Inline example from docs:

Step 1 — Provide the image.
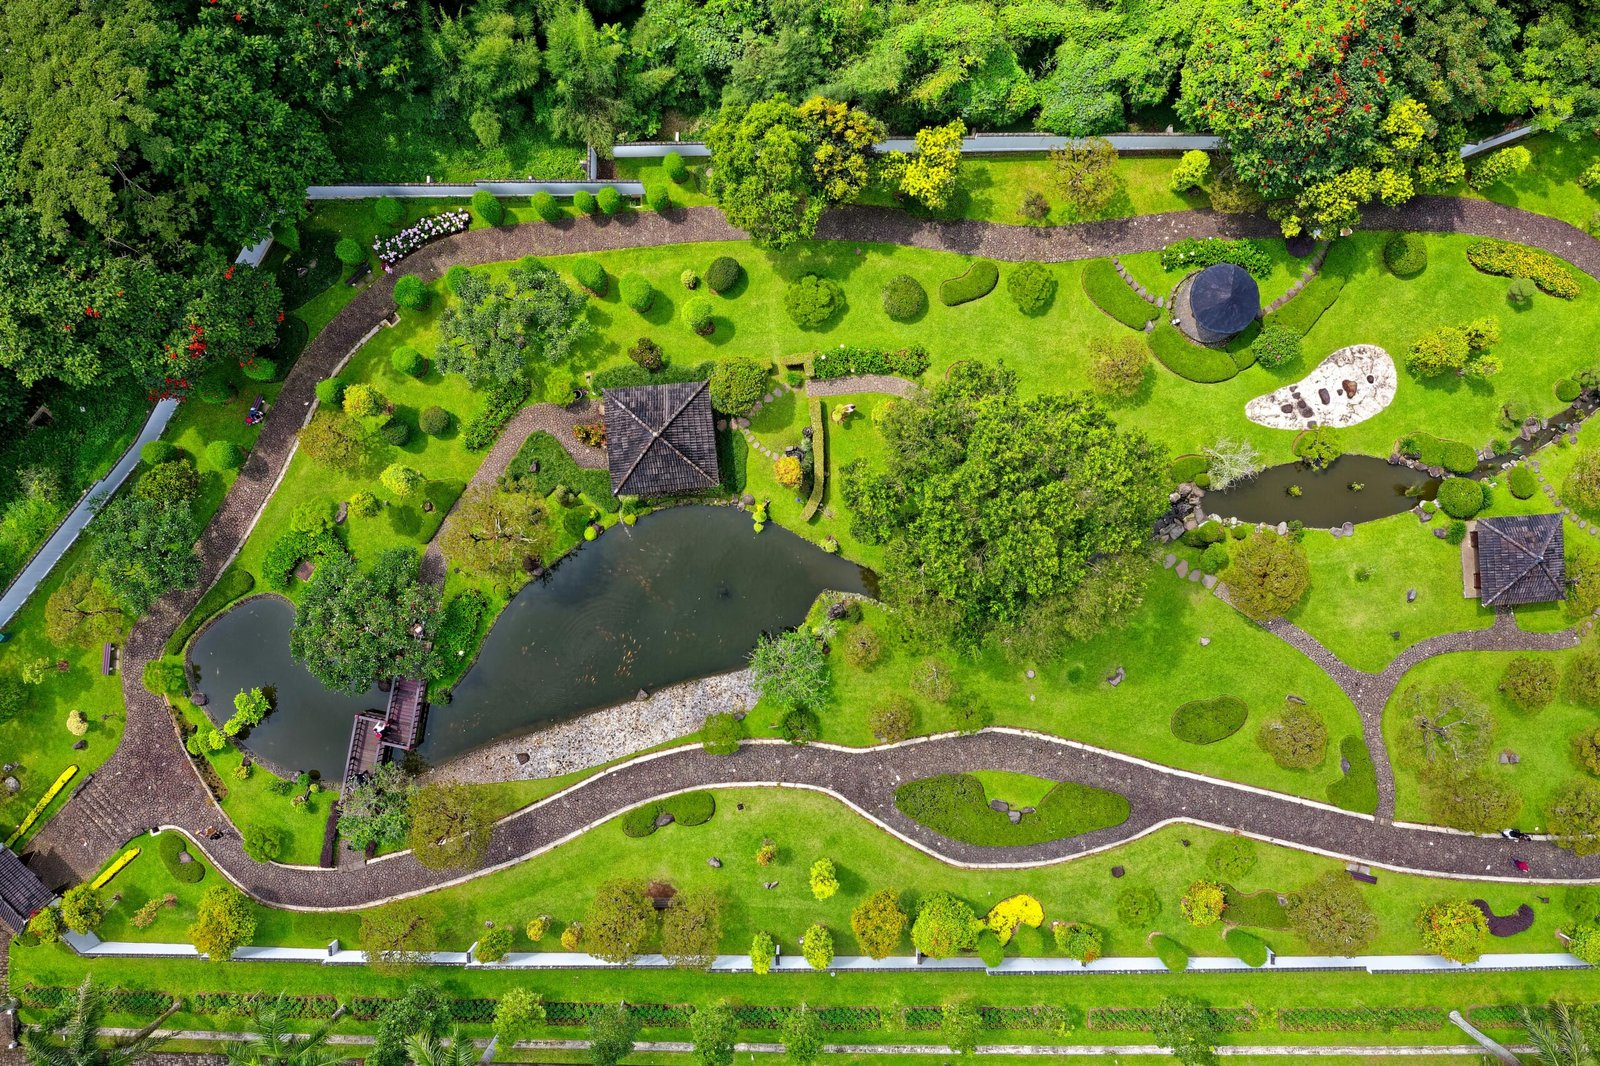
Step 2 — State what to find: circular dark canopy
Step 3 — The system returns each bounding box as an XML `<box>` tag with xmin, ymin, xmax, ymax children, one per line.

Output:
<box><xmin>1189</xmin><ymin>262</ymin><xmax>1260</xmax><ymax>336</ymax></box>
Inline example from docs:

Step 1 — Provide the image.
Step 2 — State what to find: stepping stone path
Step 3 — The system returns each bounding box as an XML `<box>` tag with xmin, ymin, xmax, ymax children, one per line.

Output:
<box><xmin>1112</xmin><ymin>258</ymin><xmax>1167</xmax><ymax>308</ymax></box>
<box><xmin>1263</xmin><ymin>241</ymin><xmax>1331</xmax><ymax>314</ymax></box>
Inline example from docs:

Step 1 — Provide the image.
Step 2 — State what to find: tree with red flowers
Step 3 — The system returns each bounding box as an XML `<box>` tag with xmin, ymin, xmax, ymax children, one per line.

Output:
<box><xmin>171</xmin><ymin>256</ymin><xmax>282</xmax><ymax>379</ymax></box>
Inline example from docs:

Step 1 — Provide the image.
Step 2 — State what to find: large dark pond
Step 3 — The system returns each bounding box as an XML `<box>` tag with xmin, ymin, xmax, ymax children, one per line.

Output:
<box><xmin>189</xmin><ymin>506</ymin><xmax>869</xmax><ymax>779</ymax></box>
<box><xmin>1209</xmin><ymin>455</ymin><xmax>1439</xmax><ymax>526</ymax></box>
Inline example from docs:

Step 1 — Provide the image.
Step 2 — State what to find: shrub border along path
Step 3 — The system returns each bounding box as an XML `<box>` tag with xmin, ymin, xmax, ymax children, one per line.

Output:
<box><xmin>22</xmin><ymin>196</ymin><xmax>1600</xmax><ymax>907</ymax></box>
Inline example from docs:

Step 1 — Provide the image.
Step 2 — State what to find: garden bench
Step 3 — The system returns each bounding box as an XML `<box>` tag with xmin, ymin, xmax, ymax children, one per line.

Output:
<box><xmin>101</xmin><ymin>643</ymin><xmax>117</xmax><ymax>676</ymax></box>
<box><xmin>1346</xmin><ymin>862</ymin><xmax>1378</xmax><ymax>885</ymax></box>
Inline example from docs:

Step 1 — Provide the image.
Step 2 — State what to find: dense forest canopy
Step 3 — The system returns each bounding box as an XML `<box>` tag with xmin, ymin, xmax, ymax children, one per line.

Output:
<box><xmin>0</xmin><ymin>0</ymin><xmax>1596</xmax><ymax>406</ymax></box>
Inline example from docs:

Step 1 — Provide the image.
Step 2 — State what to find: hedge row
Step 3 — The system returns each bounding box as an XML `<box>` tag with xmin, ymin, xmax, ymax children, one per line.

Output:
<box><xmin>462</xmin><ymin>380</ymin><xmax>530</xmax><ymax>451</ymax></box>
<box><xmin>1148</xmin><ymin>322</ymin><xmax>1238</xmax><ymax>383</ymax></box>
<box><xmin>1465</xmin><ymin>239</ymin><xmax>1581</xmax><ymax>299</ymax></box>
<box><xmin>799</xmin><ymin>399</ymin><xmax>827</xmax><ymax>522</ymax></box>
<box><xmin>939</xmin><ymin>260</ymin><xmax>999</xmax><ymax>306</ymax></box>
<box><xmin>810</xmin><ymin>344</ymin><xmax>930</xmax><ymax>380</ymax></box>
<box><xmin>189</xmin><ymin>992</ymin><xmax>341</xmax><ymax>1019</ymax></box>
<box><xmin>1325</xmin><ymin>735</ymin><xmax>1379</xmax><ymax>814</ymax></box>
<box><xmin>1081</xmin><ymin>259</ymin><xmax>1155</xmax><ymax>330</ymax></box>
<box><xmin>1088</xmin><ymin>1007</ymin><xmax>1260</xmax><ymax>1032</ymax></box>
<box><xmin>1399</xmin><ymin>431</ymin><xmax>1477</xmax><ymax>474</ymax></box>
<box><xmin>620</xmin><ymin>791</ymin><xmax>716</xmax><ymax>837</ymax></box>
<box><xmin>20</xmin><ymin>985</ymin><xmax>171</xmax><ymax>1017</ymax></box>
<box><xmin>1159</xmin><ymin>237</ymin><xmax>1273</xmax><ymax>278</ymax></box>
<box><xmin>1267</xmin><ymin>272</ymin><xmax>1345</xmax><ymax>336</ymax></box>
<box><xmin>894</xmin><ymin>772</ymin><xmax>1130</xmax><ymax>847</ymax></box>
<box><xmin>1277</xmin><ymin>1007</ymin><xmax>1446</xmax><ymax>1032</ymax></box>
<box><xmin>1170</xmin><ymin>696</ymin><xmax>1248</xmax><ymax>745</ymax></box>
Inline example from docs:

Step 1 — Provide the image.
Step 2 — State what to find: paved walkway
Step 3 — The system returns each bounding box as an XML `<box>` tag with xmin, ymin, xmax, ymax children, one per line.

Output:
<box><xmin>23</xmin><ymin>196</ymin><xmax>1600</xmax><ymax>902</ymax></box>
<box><xmin>0</xmin><ymin>398</ymin><xmax>178</xmax><ymax>629</ymax></box>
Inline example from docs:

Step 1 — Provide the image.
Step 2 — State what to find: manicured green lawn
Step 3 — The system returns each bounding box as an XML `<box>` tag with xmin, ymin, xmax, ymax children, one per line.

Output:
<box><xmin>794</xmin><ymin>579</ymin><xmax>1359</xmax><ymax>802</ymax></box>
<box><xmin>1287</xmin><ymin>517</ymin><xmax>1495</xmax><ymax>673</ymax></box>
<box><xmin>52</xmin><ymin>790</ymin><xmax>1576</xmax><ymax>960</ymax></box>
<box><xmin>90</xmin><ymin>834</ymin><xmax>216</xmax><ymax>943</ymax></box>
<box><xmin>1461</xmin><ymin>132</ymin><xmax>1600</xmax><ymax>230</ymax></box>
<box><xmin>1382</xmin><ymin>647</ymin><xmax>1595</xmax><ymax>832</ymax></box>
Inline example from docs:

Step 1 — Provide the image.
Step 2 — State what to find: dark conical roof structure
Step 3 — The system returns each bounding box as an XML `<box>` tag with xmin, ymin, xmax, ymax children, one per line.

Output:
<box><xmin>1189</xmin><ymin>263</ymin><xmax>1260</xmax><ymax>338</ymax></box>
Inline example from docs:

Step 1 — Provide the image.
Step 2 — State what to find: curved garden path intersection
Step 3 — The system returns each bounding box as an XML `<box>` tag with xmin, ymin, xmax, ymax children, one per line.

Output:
<box><xmin>22</xmin><ymin>197</ymin><xmax>1600</xmax><ymax>904</ymax></box>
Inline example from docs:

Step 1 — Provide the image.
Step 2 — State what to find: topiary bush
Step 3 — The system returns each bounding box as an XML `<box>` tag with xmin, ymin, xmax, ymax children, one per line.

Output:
<box><xmin>1005</xmin><ymin>262</ymin><xmax>1056</xmax><ymax>314</ymax></box>
<box><xmin>390</xmin><ymin>345</ymin><xmax>424</xmax><ymax>377</ymax></box>
<box><xmin>374</xmin><ymin>196</ymin><xmax>404</xmax><ymax>227</ymax></box>
<box><xmin>663</xmin><ymin>151</ymin><xmax>689</xmax><ymax>183</ymax></box>
<box><xmin>1508</xmin><ymin>465</ymin><xmax>1537</xmax><ymax>500</ymax></box>
<box><xmin>530</xmin><ymin>191</ymin><xmax>561</xmax><ymax>222</ymax></box>
<box><xmin>894</xmin><ymin>773</ymin><xmax>1129</xmax><ymax>846</ymax></box>
<box><xmin>419</xmin><ymin>406</ymin><xmax>451</xmax><ymax>436</ymax></box>
<box><xmin>1252</xmin><ymin>324</ymin><xmax>1302</xmax><ymax>370</ymax></box>
<box><xmin>141</xmin><ymin>440</ymin><xmax>178</xmax><ymax>466</ymax></box>
<box><xmin>334</xmin><ymin>238</ymin><xmax>366</xmax><ymax>267</ymax></box>
<box><xmin>573</xmin><ymin>189</ymin><xmax>596</xmax><ymax>215</ymax></box>
<box><xmin>682</xmin><ymin>296</ymin><xmax>715</xmax><ymax>336</ymax></box>
<box><xmin>881</xmin><ymin>274</ymin><xmax>927</xmax><ymax>321</ymax></box>
<box><xmin>1440</xmin><ymin>440</ymin><xmax>1479</xmax><ymax>475</ymax></box>
<box><xmin>572</xmin><ymin>257</ymin><xmax>608</xmax><ymax>296</ymax></box>
<box><xmin>939</xmin><ymin>260</ymin><xmax>999</xmax><ymax>306</ymax></box>
<box><xmin>705</xmin><ymin>256</ymin><xmax>742</xmax><ymax>294</ymax></box>
<box><xmin>207</xmin><ymin>440</ymin><xmax>245</xmax><ymax>470</ymax></box>
<box><xmin>596</xmin><ymin>186</ymin><xmax>623</xmax><ymax>216</ymax></box>
<box><xmin>1558</xmin><ymin>378</ymin><xmax>1583</xmax><ymax>403</ymax></box>
<box><xmin>643</xmin><ymin>184</ymin><xmax>670</xmax><ymax>212</ymax></box>
<box><xmin>241</xmin><ymin>358</ymin><xmax>277</xmax><ymax>383</ymax></box>
<box><xmin>1436</xmin><ymin>477</ymin><xmax>1487</xmax><ymax>519</ymax></box>
<box><xmin>1171</xmin><ymin>696</ymin><xmax>1248</xmax><ymax>744</ymax></box>
<box><xmin>784</xmin><ymin>275</ymin><xmax>844</xmax><ymax>328</ymax></box>
<box><xmin>1225</xmin><ymin>928</ymin><xmax>1269</xmax><ymax>967</ymax></box>
<box><xmin>1151</xmin><ymin>933</ymin><xmax>1189</xmax><ymax>972</ymax></box>
<box><xmin>392</xmin><ymin>275</ymin><xmax>430</xmax><ymax>310</ymax></box>
<box><xmin>471</xmin><ymin>189</ymin><xmax>505</xmax><ymax>226</ymax></box>
<box><xmin>618</xmin><ymin>274</ymin><xmax>654</xmax><ymax>313</ymax></box>
<box><xmin>1384</xmin><ymin>233</ymin><xmax>1428</xmax><ymax>277</ymax></box>
<box><xmin>709</xmin><ymin>358</ymin><xmax>769</xmax><ymax>414</ymax></box>
<box><xmin>377</xmin><ymin>417</ymin><xmax>410</xmax><ymax>446</ymax></box>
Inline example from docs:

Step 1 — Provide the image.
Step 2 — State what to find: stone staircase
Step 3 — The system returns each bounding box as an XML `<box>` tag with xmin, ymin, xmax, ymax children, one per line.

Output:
<box><xmin>20</xmin><ymin>776</ymin><xmax>142</xmax><ymax>889</ymax></box>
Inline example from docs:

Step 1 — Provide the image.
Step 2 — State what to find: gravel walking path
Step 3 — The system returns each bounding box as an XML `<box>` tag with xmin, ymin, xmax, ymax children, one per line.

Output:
<box><xmin>22</xmin><ymin>197</ymin><xmax>1600</xmax><ymax>901</ymax></box>
<box><xmin>805</xmin><ymin>374</ymin><xmax>918</xmax><ymax>398</ymax></box>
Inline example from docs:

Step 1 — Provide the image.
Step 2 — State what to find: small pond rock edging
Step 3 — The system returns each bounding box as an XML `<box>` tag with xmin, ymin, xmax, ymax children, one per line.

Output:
<box><xmin>427</xmin><ymin>668</ymin><xmax>758</xmax><ymax>785</ymax></box>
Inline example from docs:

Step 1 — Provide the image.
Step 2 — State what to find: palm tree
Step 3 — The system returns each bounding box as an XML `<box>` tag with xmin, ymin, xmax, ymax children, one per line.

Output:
<box><xmin>1524</xmin><ymin>1002</ymin><xmax>1595</xmax><ymax>1066</ymax></box>
<box><xmin>21</xmin><ymin>976</ymin><xmax>165</xmax><ymax>1066</ymax></box>
<box><xmin>225</xmin><ymin>995</ymin><xmax>344</xmax><ymax>1066</ymax></box>
<box><xmin>404</xmin><ymin>1028</ymin><xmax>479</xmax><ymax>1066</ymax></box>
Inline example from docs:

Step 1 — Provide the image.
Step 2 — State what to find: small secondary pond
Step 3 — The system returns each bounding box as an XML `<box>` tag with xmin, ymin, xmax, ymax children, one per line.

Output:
<box><xmin>1209</xmin><ymin>455</ymin><xmax>1438</xmax><ymax>526</ymax></box>
<box><xmin>189</xmin><ymin>506</ymin><xmax>869</xmax><ymax>779</ymax></box>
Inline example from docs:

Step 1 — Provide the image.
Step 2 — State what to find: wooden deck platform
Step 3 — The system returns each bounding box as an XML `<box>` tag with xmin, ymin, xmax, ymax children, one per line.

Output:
<box><xmin>381</xmin><ymin>677</ymin><xmax>427</xmax><ymax>751</ymax></box>
<box><xmin>341</xmin><ymin>714</ymin><xmax>388</xmax><ymax>800</ymax></box>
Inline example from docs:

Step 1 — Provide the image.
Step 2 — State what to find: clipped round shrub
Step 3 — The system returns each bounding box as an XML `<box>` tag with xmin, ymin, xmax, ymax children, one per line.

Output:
<box><xmin>381</xmin><ymin>463</ymin><xmax>424</xmax><ymax>498</ymax></box>
<box><xmin>572</xmin><ymin>257</ymin><xmax>608</xmax><ymax>295</ymax></box>
<box><xmin>595</xmin><ymin>186</ymin><xmax>623</xmax><ymax>216</ymax></box>
<box><xmin>643</xmin><ymin>183</ymin><xmax>670</xmax><ymax>212</ymax></box>
<box><xmin>573</xmin><ymin>189</ymin><xmax>596</xmax><ymax>215</ymax></box>
<box><xmin>241</xmin><ymin>357</ymin><xmax>278</xmax><ymax>382</ymax></box>
<box><xmin>1116</xmin><ymin>887</ymin><xmax>1160</xmax><ymax>927</ymax></box>
<box><xmin>349</xmin><ymin>490</ymin><xmax>381</xmax><ymax>518</ymax></box>
<box><xmin>682</xmin><ymin>296</ymin><xmax>715</xmax><ymax>336</ymax></box>
<box><xmin>390</xmin><ymin>345</ymin><xmax>424</xmax><ymax>377</ymax></box>
<box><xmin>419</xmin><ymin>406</ymin><xmax>451</xmax><ymax>436</ymax></box>
<box><xmin>842</xmin><ymin>625</ymin><xmax>882</xmax><ymax>669</ymax></box>
<box><xmin>445</xmin><ymin>265</ymin><xmax>471</xmax><ymax>295</ymax></box>
<box><xmin>1252</xmin><ymin>324</ymin><xmax>1302</xmax><ymax>370</ymax></box>
<box><xmin>781</xmin><ymin>708</ymin><xmax>820</xmax><ymax>744</ymax></box>
<box><xmin>802</xmin><ymin>923</ymin><xmax>834</xmax><ymax>970</ymax></box>
<box><xmin>1440</xmin><ymin>440</ymin><xmax>1479</xmax><ymax>475</ymax></box>
<box><xmin>374</xmin><ymin>196</ymin><xmax>404</xmax><ymax>227</ymax></box>
<box><xmin>66</xmin><ymin>709</ymin><xmax>89</xmax><ymax>736</ymax></box>
<box><xmin>663</xmin><ymin>151</ymin><xmax>689</xmax><ymax>183</ymax></box>
<box><xmin>784</xmin><ymin>274</ymin><xmax>845</xmax><ymax>328</ymax></box>
<box><xmin>1005</xmin><ymin>262</ymin><xmax>1057</xmax><ymax>315</ymax></box>
<box><xmin>140</xmin><ymin>440</ymin><xmax>178</xmax><ymax>466</ymax></box>
<box><xmin>1508</xmin><ymin>464</ymin><xmax>1537</xmax><ymax>500</ymax></box>
<box><xmin>869</xmin><ymin>695</ymin><xmax>913</xmax><ymax>742</ymax></box>
<box><xmin>315</xmin><ymin>376</ymin><xmax>345</xmax><ymax>406</ymax></box>
<box><xmin>1384</xmin><ymin>232</ymin><xmax>1427</xmax><ymax>277</ymax></box>
<box><xmin>334</xmin><ymin>238</ymin><xmax>366</xmax><ymax>267</ymax></box>
<box><xmin>1207</xmin><ymin>836</ymin><xmax>1257</xmax><ymax>880</ymax></box>
<box><xmin>680</xmin><ymin>269</ymin><xmax>700</xmax><ymax>290</ymax></box>
<box><xmin>476</xmin><ymin>926</ymin><xmax>514</xmax><ymax>963</ymax></box>
<box><xmin>392</xmin><ymin>274</ymin><xmax>430</xmax><ymax>310</ymax></box>
<box><xmin>881</xmin><ymin>274</ymin><xmax>928</xmax><ymax>321</ymax></box>
<box><xmin>378</xmin><ymin>418</ymin><xmax>411</xmax><ymax>446</ymax></box>
<box><xmin>1507</xmin><ymin>277</ymin><xmax>1537</xmax><ymax>306</ymax></box>
<box><xmin>342</xmin><ymin>383</ymin><xmax>387</xmax><ymax>419</ymax></box>
<box><xmin>1558</xmin><ymin>378</ymin><xmax>1583</xmax><ymax>403</ymax></box>
<box><xmin>193</xmin><ymin>367</ymin><xmax>234</xmax><ymax>405</ymax></box>
<box><xmin>1199</xmin><ymin>543</ymin><xmax>1229</xmax><ymax>574</ymax></box>
<box><xmin>705</xmin><ymin>256</ymin><xmax>742</xmax><ymax>294</ymax></box>
<box><xmin>530</xmin><ymin>191</ymin><xmax>561</xmax><ymax>222</ymax></box>
<box><xmin>1436</xmin><ymin>476</ymin><xmax>1487</xmax><ymax>519</ymax></box>
<box><xmin>207</xmin><ymin>440</ymin><xmax>245</xmax><ymax>470</ymax></box>
<box><xmin>471</xmin><ymin>189</ymin><xmax>505</xmax><ymax>226</ymax></box>
<box><xmin>709</xmin><ymin>357</ymin><xmax>769</xmax><ymax>414</ymax></box>
<box><xmin>619</xmin><ymin>273</ymin><xmax>655</xmax><ymax>313</ymax></box>
<box><xmin>1180</xmin><ymin>880</ymin><xmax>1226</xmax><ymax>928</ymax></box>
<box><xmin>1171</xmin><ymin>696</ymin><xmax>1248</xmax><ymax>745</ymax></box>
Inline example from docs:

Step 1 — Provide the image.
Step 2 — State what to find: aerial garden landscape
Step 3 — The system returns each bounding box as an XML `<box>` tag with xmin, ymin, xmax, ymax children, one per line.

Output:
<box><xmin>8</xmin><ymin>0</ymin><xmax>1600</xmax><ymax>1064</ymax></box>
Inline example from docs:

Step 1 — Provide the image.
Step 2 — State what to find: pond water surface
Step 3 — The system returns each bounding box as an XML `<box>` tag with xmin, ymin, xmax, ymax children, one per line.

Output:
<box><xmin>1209</xmin><ymin>455</ymin><xmax>1438</xmax><ymax>526</ymax></box>
<box><xmin>189</xmin><ymin>506</ymin><xmax>869</xmax><ymax>779</ymax></box>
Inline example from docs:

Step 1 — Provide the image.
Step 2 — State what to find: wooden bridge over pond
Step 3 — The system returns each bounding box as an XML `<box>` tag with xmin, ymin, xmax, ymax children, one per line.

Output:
<box><xmin>339</xmin><ymin>678</ymin><xmax>428</xmax><ymax>800</ymax></box>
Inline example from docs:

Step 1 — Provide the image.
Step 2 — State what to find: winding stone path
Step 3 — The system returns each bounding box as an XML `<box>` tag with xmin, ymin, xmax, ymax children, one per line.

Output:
<box><xmin>22</xmin><ymin>196</ymin><xmax>1600</xmax><ymax>900</ymax></box>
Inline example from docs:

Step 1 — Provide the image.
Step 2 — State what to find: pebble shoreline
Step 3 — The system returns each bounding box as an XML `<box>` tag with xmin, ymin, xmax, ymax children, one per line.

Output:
<box><xmin>427</xmin><ymin>668</ymin><xmax>758</xmax><ymax>785</ymax></box>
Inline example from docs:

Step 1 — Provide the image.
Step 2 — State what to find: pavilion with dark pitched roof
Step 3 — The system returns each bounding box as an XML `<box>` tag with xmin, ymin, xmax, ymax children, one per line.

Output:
<box><xmin>1464</xmin><ymin>513</ymin><xmax>1566</xmax><ymax>606</ymax></box>
<box><xmin>603</xmin><ymin>381</ymin><xmax>721</xmax><ymax>497</ymax></box>
<box><xmin>0</xmin><ymin>845</ymin><xmax>52</xmax><ymax>934</ymax></box>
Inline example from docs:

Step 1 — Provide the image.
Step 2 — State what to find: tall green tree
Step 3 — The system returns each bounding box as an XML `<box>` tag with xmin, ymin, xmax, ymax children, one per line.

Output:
<box><xmin>1150</xmin><ymin>996</ymin><xmax>1219</xmax><ymax>1066</ymax></box>
<box><xmin>425</xmin><ymin>1</ymin><xmax>542</xmax><ymax>149</ymax></box>
<box><xmin>434</xmin><ymin>265</ymin><xmax>589</xmax><ymax>387</ymax></box>
<box><xmin>289</xmin><ymin>549</ymin><xmax>440</xmax><ymax>693</ymax></box>
<box><xmin>90</xmin><ymin>495</ymin><xmax>197</xmax><ymax>614</ymax></box>
<box><xmin>406</xmin><ymin>783</ymin><xmax>495</xmax><ymax>871</ymax></box>
<box><xmin>370</xmin><ymin>985</ymin><xmax>449</xmax><ymax>1066</ymax></box>
<box><xmin>438</xmin><ymin>486</ymin><xmax>554</xmax><ymax>585</ymax></box>
<box><xmin>587</xmin><ymin>1003</ymin><xmax>639</xmax><ymax>1066</ymax></box>
<box><xmin>689</xmin><ymin>1002</ymin><xmax>738</xmax><ymax>1066</ymax></box>
<box><xmin>545</xmin><ymin>6</ymin><xmax>668</xmax><ymax>150</ymax></box>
